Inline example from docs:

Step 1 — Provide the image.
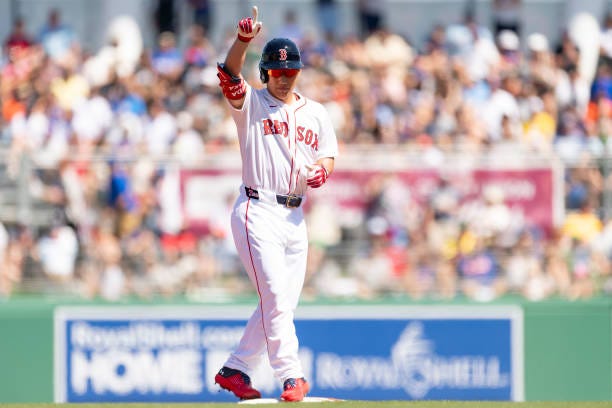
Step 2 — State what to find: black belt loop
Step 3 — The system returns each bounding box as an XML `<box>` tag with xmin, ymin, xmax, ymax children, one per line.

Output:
<box><xmin>245</xmin><ymin>186</ymin><xmax>259</xmax><ymax>199</ymax></box>
<box><xmin>245</xmin><ymin>186</ymin><xmax>302</xmax><ymax>208</ymax></box>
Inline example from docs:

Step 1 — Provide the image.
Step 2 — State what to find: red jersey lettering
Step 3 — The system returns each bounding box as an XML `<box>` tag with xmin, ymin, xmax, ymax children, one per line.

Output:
<box><xmin>273</xmin><ymin>120</ymin><xmax>283</xmax><ymax>135</ymax></box>
<box><xmin>295</xmin><ymin>125</ymin><xmax>319</xmax><ymax>151</ymax></box>
<box><xmin>263</xmin><ymin>119</ymin><xmax>290</xmax><ymax>137</ymax></box>
<box><xmin>305</xmin><ymin>129</ymin><xmax>313</xmax><ymax>145</ymax></box>
<box><xmin>297</xmin><ymin>126</ymin><xmax>305</xmax><ymax>142</ymax></box>
<box><xmin>281</xmin><ymin>122</ymin><xmax>289</xmax><ymax>137</ymax></box>
<box><xmin>262</xmin><ymin>119</ymin><xmax>273</xmax><ymax>135</ymax></box>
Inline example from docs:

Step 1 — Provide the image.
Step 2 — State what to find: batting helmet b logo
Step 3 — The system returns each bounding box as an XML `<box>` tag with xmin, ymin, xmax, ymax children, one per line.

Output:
<box><xmin>259</xmin><ymin>38</ymin><xmax>303</xmax><ymax>83</ymax></box>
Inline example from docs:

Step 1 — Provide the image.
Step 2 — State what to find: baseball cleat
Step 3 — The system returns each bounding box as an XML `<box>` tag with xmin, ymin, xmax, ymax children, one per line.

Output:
<box><xmin>215</xmin><ymin>366</ymin><xmax>261</xmax><ymax>400</ymax></box>
<box><xmin>280</xmin><ymin>377</ymin><xmax>310</xmax><ymax>402</ymax></box>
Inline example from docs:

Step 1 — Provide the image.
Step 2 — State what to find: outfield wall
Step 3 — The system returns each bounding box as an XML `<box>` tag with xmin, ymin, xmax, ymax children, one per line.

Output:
<box><xmin>0</xmin><ymin>298</ymin><xmax>610</xmax><ymax>402</ymax></box>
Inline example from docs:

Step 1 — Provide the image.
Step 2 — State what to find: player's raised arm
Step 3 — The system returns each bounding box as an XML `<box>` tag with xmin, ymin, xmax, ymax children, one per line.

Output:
<box><xmin>217</xmin><ymin>6</ymin><xmax>262</xmax><ymax>108</ymax></box>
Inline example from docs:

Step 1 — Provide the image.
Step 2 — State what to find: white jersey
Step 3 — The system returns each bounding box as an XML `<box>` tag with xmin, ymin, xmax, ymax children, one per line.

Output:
<box><xmin>229</xmin><ymin>85</ymin><xmax>338</xmax><ymax>196</ymax></box>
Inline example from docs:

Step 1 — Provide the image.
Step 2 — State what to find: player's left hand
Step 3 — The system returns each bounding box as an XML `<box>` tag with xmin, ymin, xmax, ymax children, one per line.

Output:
<box><xmin>306</xmin><ymin>164</ymin><xmax>329</xmax><ymax>188</ymax></box>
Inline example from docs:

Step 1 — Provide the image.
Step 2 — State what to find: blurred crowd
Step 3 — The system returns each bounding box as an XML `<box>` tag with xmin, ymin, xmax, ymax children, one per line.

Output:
<box><xmin>1</xmin><ymin>1</ymin><xmax>612</xmax><ymax>302</ymax></box>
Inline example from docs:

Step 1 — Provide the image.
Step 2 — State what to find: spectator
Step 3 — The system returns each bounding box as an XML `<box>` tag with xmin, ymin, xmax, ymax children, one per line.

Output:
<box><xmin>50</xmin><ymin>65</ymin><xmax>90</xmax><ymax>113</ymax></box>
<box><xmin>154</xmin><ymin>0</ymin><xmax>178</xmax><ymax>35</ymax></box>
<box><xmin>526</xmin><ymin>32</ymin><xmax>557</xmax><ymax>90</ymax></box>
<box><xmin>37</xmin><ymin>222</ymin><xmax>79</xmax><ymax>284</ymax></box>
<box><xmin>522</xmin><ymin>89</ymin><xmax>557</xmax><ymax>152</ymax></box>
<box><xmin>108</xmin><ymin>161</ymin><xmax>139</xmax><ymax>237</ymax></box>
<box><xmin>276</xmin><ymin>9</ymin><xmax>304</xmax><ymax>44</ymax></box>
<box><xmin>95</xmin><ymin>225</ymin><xmax>127</xmax><ymax>301</ymax></box>
<box><xmin>188</xmin><ymin>0</ymin><xmax>212</xmax><ymax>32</ymax></box>
<box><xmin>488</xmin><ymin>114</ymin><xmax>525</xmax><ymax>157</ymax></box>
<box><xmin>600</xmin><ymin>13</ymin><xmax>612</xmax><ymax>63</ymax></box>
<box><xmin>0</xmin><ymin>238</ymin><xmax>24</xmax><ymax>297</ymax></box>
<box><xmin>316</xmin><ymin>0</ymin><xmax>339</xmax><ymax>40</ymax></box>
<box><xmin>503</xmin><ymin>230</ymin><xmax>553</xmax><ymax>300</ymax></box>
<box><xmin>71</xmin><ymin>88</ymin><xmax>113</xmax><ymax>149</ymax></box>
<box><xmin>460</xmin><ymin>185</ymin><xmax>517</xmax><ymax>241</ymax></box>
<box><xmin>144</xmin><ymin>98</ymin><xmax>177</xmax><ymax>156</ymax></box>
<box><xmin>358</xmin><ymin>0</ymin><xmax>385</xmax><ymax>38</ymax></box>
<box><xmin>184</xmin><ymin>24</ymin><xmax>215</xmax><ymax>69</ymax></box>
<box><xmin>562</xmin><ymin>197</ymin><xmax>603</xmax><ymax>244</ymax></box>
<box><xmin>85</xmin><ymin>15</ymin><xmax>143</xmax><ymax>84</ymax></box>
<box><xmin>2</xmin><ymin>88</ymin><xmax>27</xmax><ymax>124</ymax></box>
<box><xmin>4</xmin><ymin>17</ymin><xmax>33</xmax><ymax>54</ymax></box>
<box><xmin>151</xmin><ymin>31</ymin><xmax>184</xmax><ymax>81</ymax></box>
<box><xmin>403</xmin><ymin>238</ymin><xmax>438</xmax><ymax>300</ymax></box>
<box><xmin>482</xmin><ymin>73</ymin><xmax>521</xmax><ymax>141</ymax></box>
<box><xmin>38</xmin><ymin>8</ymin><xmax>78</xmax><ymax>65</ymax></box>
<box><xmin>457</xmin><ymin>235</ymin><xmax>506</xmax><ymax>301</ymax></box>
<box><xmin>172</xmin><ymin>112</ymin><xmax>204</xmax><ymax>163</ymax></box>
<box><xmin>492</xmin><ymin>0</ymin><xmax>521</xmax><ymax>36</ymax></box>
<box><xmin>351</xmin><ymin>217</ymin><xmax>399</xmax><ymax>298</ymax></box>
<box><xmin>496</xmin><ymin>29</ymin><xmax>521</xmax><ymax>70</ymax></box>
<box><xmin>0</xmin><ymin>11</ymin><xmax>611</xmax><ymax>304</ymax></box>
<box><xmin>363</xmin><ymin>26</ymin><xmax>414</xmax><ymax>76</ymax></box>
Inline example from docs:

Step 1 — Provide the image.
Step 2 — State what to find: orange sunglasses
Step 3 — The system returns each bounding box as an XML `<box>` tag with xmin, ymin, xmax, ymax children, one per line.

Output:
<box><xmin>268</xmin><ymin>69</ymin><xmax>300</xmax><ymax>78</ymax></box>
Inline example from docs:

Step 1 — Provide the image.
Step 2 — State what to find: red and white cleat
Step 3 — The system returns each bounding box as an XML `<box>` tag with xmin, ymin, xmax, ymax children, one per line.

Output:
<box><xmin>280</xmin><ymin>377</ymin><xmax>310</xmax><ymax>402</ymax></box>
<box><xmin>215</xmin><ymin>366</ymin><xmax>261</xmax><ymax>400</ymax></box>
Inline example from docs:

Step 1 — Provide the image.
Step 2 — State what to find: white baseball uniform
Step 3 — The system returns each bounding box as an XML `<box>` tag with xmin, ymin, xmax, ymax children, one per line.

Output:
<box><xmin>223</xmin><ymin>84</ymin><xmax>338</xmax><ymax>383</ymax></box>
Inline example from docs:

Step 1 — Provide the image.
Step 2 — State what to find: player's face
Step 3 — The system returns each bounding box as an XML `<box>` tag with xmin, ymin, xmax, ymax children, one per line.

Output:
<box><xmin>266</xmin><ymin>69</ymin><xmax>301</xmax><ymax>103</ymax></box>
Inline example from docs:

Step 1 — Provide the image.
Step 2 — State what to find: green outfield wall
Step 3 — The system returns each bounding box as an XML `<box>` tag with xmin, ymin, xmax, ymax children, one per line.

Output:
<box><xmin>0</xmin><ymin>297</ymin><xmax>610</xmax><ymax>402</ymax></box>
<box><xmin>523</xmin><ymin>299</ymin><xmax>612</xmax><ymax>400</ymax></box>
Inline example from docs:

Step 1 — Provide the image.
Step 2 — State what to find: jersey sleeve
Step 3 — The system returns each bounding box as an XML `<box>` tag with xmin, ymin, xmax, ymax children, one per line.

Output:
<box><xmin>228</xmin><ymin>83</ymin><xmax>252</xmax><ymax>116</ymax></box>
<box><xmin>316</xmin><ymin>104</ymin><xmax>339</xmax><ymax>160</ymax></box>
<box><xmin>227</xmin><ymin>84</ymin><xmax>253</xmax><ymax>142</ymax></box>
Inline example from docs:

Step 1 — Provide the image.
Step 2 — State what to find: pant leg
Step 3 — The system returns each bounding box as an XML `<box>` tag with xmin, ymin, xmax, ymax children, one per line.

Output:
<box><xmin>266</xmin><ymin>213</ymin><xmax>308</xmax><ymax>381</ymax></box>
<box><xmin>224</xmin><ymin>303</ymin><xmax>266</xmax><ymax>374</ymax></box>
<box><xmin>224</xmin><ymin>193</ymin><xmax>304</xmax><ymax>380</ymax></box>
<box><xmin>285</xmin><ymin>218</ymin><xmax>308</xmax><ymax>310</ymax></box>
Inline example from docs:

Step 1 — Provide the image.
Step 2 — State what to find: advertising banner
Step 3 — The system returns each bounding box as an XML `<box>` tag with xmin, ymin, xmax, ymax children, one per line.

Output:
<box><xmin>54</xmin><ymin>305</ymin><xmax>523</xmax><ymax>402</ymax></box>
<box><xmin>317</xmin><ymin>168</ymin><xmax>555</xmax><ymax>233</ymax></box>
<box><xmin>180</xmin><ymin>167</ymin><xmax>557</xmax><ymax>235</ymax></box>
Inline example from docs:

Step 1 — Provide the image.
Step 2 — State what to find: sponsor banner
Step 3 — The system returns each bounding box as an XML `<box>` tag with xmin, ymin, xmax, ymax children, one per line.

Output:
<box><xmin>472</xmin><ymin>169</ymin><xmax>554</xmax><ymax>235</ymax></box>
<box><xmin>54</xmin><ymin>306</ymin><xmax>523</xmax><ymax>402</ymax></box>
<box><xmin>317</xmin><ymin>168</ymin><xmax>555</xmax><ymax>233</ymax></box>
<box><xmin>179</xmin><ymin>169</ymin><xmax>241</xmax><ymax>234</ymax></box>
<box><xmin>180</xmin><ymin>167</ymin><xmax>556</xmax><ymax>234</ymax></box>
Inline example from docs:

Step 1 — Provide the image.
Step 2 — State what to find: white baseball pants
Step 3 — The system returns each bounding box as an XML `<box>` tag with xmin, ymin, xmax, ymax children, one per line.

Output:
<box><xmin>224</xmin><ymin>186</ymin><xmax>308</xmax><ymax>382</ymax></box>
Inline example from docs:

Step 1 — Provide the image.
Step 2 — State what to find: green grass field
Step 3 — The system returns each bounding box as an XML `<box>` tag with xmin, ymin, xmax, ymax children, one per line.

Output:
<box><xmin>2</xmin><ymin>402</ymin><xmax>612</xmax><ymax>408</ymax></box>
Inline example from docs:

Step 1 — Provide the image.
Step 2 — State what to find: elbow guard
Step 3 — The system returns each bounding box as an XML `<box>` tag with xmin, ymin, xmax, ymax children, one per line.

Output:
<box><xmin>217</xmin><ymin>63</ymin><xmax>246</xmax><ymax>100</ymax></box>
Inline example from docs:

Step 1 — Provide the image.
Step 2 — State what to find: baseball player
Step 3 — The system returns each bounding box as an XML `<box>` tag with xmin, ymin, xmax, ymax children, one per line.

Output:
<box><xmin>213</xmin><ymin>6</ymin><xmax>338</xmax><ymax>403</ymax></box>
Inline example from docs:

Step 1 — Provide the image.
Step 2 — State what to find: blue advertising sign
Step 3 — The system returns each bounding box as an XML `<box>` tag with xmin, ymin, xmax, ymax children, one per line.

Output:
<box><xmin>54</xmin><ymin>305</ymin><xmax>523</xmax><ymax>402</ymax></box>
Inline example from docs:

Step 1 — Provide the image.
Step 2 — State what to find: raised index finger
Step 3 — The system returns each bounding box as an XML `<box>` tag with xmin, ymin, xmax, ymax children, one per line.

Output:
<box><xmin>252</xmin><ymin>6</ymin><xmax>259</xmax><ymax>23</ymax></box>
